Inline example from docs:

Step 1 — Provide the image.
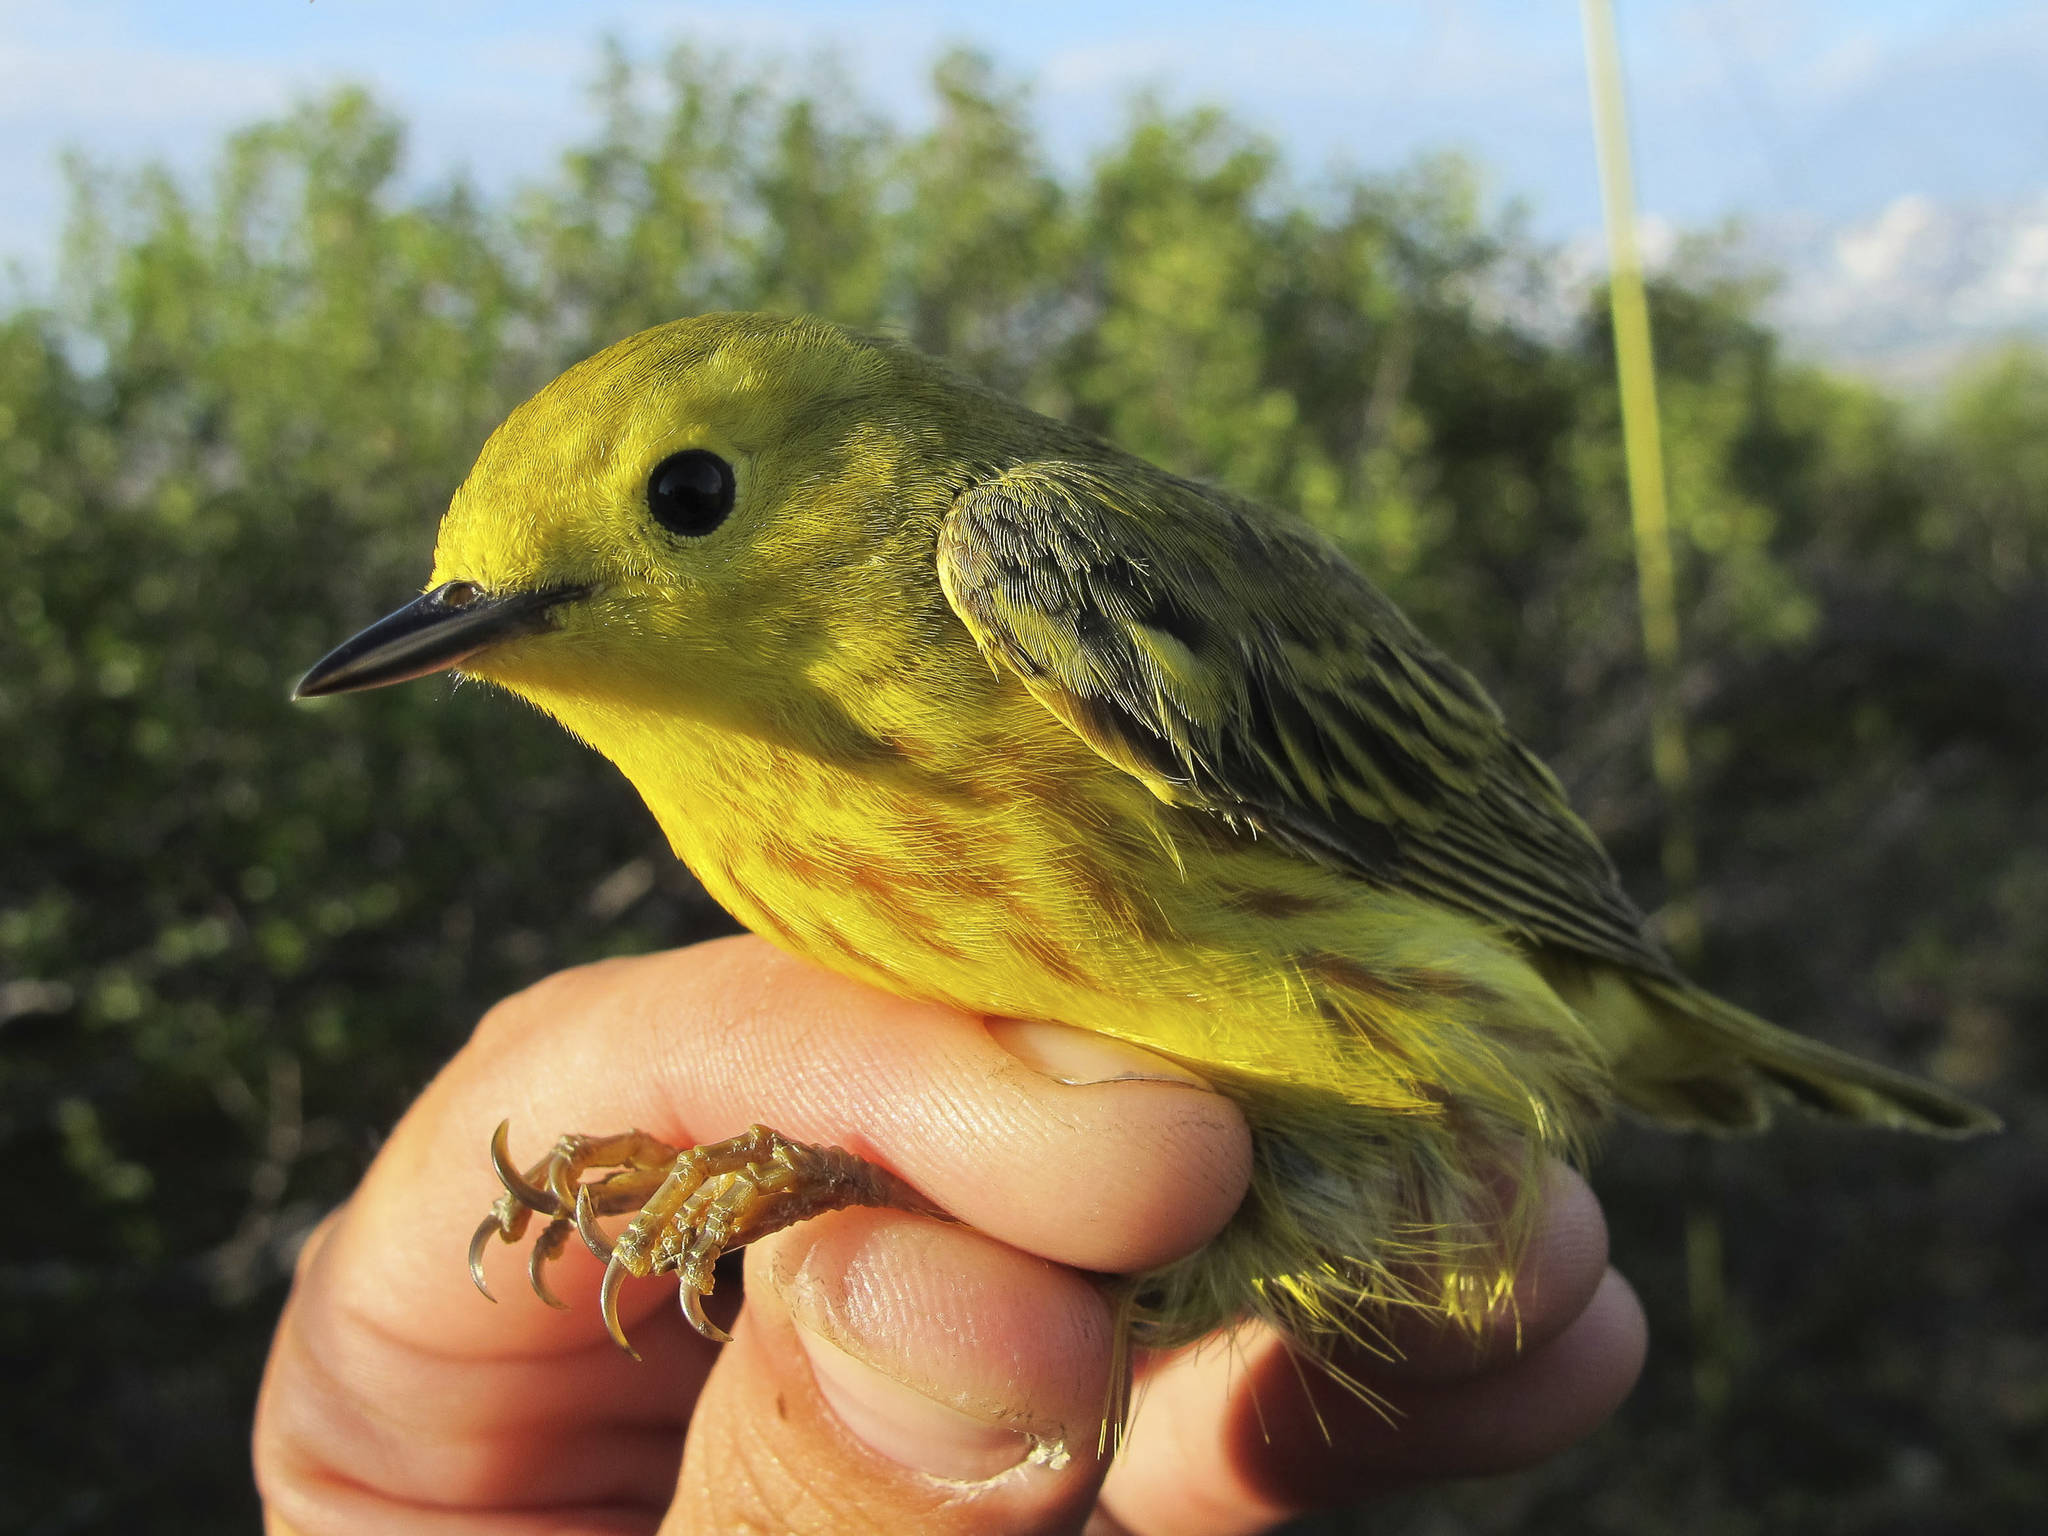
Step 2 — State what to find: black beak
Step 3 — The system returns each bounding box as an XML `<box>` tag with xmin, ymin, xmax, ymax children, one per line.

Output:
<box><xmin>292</xmin><ymin>581</ymin><xmax>589</xmax><ymax>700</ymax></box>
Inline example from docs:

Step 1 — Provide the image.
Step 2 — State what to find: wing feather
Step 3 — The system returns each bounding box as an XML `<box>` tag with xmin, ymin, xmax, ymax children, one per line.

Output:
<box><xmin>937</xmin><ymin>460</ymin><xmax>1677</xmax><ymax>979</ymax></box>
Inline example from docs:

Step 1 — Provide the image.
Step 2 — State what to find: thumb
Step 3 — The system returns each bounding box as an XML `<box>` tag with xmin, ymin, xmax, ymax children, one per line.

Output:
<box><xmin>664</xmin><ymin>1208</ymin><xmax>1114</xmax><ymax>1535</ymax></box>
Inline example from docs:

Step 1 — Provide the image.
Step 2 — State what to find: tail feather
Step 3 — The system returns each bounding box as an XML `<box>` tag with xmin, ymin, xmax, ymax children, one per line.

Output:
<box><xmin>1630</xmin><ymin>978</ymin><xmax>2000</xmax><ymax>1139</ymax></box>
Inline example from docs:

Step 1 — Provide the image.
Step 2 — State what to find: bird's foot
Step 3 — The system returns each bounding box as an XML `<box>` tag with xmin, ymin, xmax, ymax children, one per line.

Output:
<box><xmin>470</xmin><ymin>1120</ymin><xmax>916</xmax><ymax>1356</ymax></box>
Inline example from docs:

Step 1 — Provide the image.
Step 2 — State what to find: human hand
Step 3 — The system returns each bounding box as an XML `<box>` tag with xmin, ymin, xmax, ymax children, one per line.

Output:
<box><xmin>254</xmin><ymin>936</ymin><xmax>1645</xmax><ymax>1534</ymax></box>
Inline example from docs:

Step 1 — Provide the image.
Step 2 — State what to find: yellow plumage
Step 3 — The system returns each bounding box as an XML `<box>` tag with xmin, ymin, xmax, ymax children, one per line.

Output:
<box><xmin>300</xmin><ymin>312</ymin><xmax>1996</xmax><ymax>1367</ymax></box>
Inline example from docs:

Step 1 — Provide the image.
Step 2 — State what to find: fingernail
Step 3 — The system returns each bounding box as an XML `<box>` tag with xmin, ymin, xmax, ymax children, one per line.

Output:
<box><xmin>771</xmin><ymin>1223</ymin><xmax>1079</xmax><ymax>1482</ymax></box>
<box><xmin>795</xmin><ymin>1326</ymin><xmax>1039</xmax><ymax>1482</ymax></box>
<box><xmin>986</xmin><ymin>1018</ymin><xmax>1210</xmax><ymax>1087</ymax></box>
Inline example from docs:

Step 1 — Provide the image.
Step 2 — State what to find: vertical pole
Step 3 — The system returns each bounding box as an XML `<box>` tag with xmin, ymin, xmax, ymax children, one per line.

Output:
<box><xmin>1580</xmin><ymin>0</ymin><xmax>1725</xmax><ymax>1419</ymax></box>
<box><xmin>1581</xmin><ymin>0</ymin><xmax>1698</xmax><ymax>962</ymax></box>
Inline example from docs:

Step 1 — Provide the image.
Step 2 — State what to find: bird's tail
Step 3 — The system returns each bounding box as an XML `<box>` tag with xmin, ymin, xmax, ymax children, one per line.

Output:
<box><xmin>1617</xmin><ymin>975</ymin><xmax>2000</xmax><ymax>1138</ymax></box>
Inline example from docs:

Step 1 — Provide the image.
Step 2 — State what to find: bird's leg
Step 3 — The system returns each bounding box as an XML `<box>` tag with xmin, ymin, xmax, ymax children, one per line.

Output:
<box><xmin>471</xmin><ymin>1120</ymin><xmax>922</xmax><ymax>1356</ymax></box>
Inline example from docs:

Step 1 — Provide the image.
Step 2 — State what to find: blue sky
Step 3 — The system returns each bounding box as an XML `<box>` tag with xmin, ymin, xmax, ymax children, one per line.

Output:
<box><xmin>3</xmin><ymin>1</ymin><xmax>2043</xmax><ymax>284</ymax></box>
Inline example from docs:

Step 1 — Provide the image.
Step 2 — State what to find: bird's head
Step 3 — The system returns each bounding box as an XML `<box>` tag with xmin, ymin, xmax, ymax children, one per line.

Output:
<box><xmin>294</xmin><ymin>314</ymin><xmax>989</xmax><ymax>745</ymax></box>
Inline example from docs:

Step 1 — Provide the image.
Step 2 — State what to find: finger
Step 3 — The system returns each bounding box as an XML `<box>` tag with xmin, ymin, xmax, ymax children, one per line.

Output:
<box><xmin>664</xmin><ymin>1208</ymin><xmax>1112</xmax><ymax>1535</ymax></box>
<box><xmin>284</xmin><ymin>936</ymin><xmax>1243</xmax><ymax>1369</ymax></box>
<box><xmin>255</xmin><ymin>1189</ymin><xmax>706</xmax><ymax>1534</ymax></box>
<box><xmin>1361</xmin><ymin>1159</ymin><xmax>1613</xmax><ymax>1382</ymax></box>
<box><xmin>471</xmin><ymin>937</ymin><xmax>1252</xmax><ymax>1278</ymax></box>
<box><xmin>1097</xmin><ymin>1165</ymin><xmax>1646</xmax><ymax>1535</ymax></box>
<box><xmin>257</xmin><ymin>937</ymin><xmax>1248</xmax><ymax>1527</ymax></box>
<box><xmin>1101</xmin><ymin>1275</ymin><xmax>1646</xmax><ymax>1536</ymax></box>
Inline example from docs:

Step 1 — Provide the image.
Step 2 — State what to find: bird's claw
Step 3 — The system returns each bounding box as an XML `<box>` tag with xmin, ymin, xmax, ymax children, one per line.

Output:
<box><xmin>468</xmin><ymin>1210</ymin><xmax>508</xmax><ymax>1301</ymax></box>
<box><xmin>599</xmin><ymin>1254</ymin><xmax>638</xmax><ymax>1358</ymax></box>
<box><xmin>489</xmin><ymin>1118</ymin><xmax>561</xmax><ymax>1216</ymax></box>
<box><xmin>470</xmin><ymin>1120</ymin><xmax>917</xmax><ymax>1357</ymax></box>
<box><xmin>574</xmin><ymin>1185</ymin><xmax>612</xmax><ymax>1261</ymax></box>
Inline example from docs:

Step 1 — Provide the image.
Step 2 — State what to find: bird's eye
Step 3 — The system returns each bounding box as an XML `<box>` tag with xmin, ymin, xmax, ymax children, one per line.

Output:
<box><xmin>645</xmin><ymin>449</ymin><xmax>736</xmax><ymax>537</ymax></box>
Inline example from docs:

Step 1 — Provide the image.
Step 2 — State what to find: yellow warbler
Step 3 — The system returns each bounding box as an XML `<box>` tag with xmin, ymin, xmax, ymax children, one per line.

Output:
<box><xmin>297</xmin><ymin>312</ymin><xmax>1995</xmax><ymax>1370</ymax></box>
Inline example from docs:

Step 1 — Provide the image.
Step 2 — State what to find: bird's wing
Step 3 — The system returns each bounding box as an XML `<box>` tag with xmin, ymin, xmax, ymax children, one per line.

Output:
<box><xmin>937</xmin><ymin>460</ymin><xmax>1676</xmax><ymax>977</ymax></box>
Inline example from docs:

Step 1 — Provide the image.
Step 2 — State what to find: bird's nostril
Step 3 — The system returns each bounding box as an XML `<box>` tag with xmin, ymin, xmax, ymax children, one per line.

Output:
<box><xmin>435</xmin><ymin>580</ymin><xmax>483</xmax><ymax>609</ymax></box>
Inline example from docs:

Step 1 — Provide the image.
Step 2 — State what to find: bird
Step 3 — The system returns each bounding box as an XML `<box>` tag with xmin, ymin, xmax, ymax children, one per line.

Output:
<box><xmin>295</xmin><ymin>311</ymin><xmax>1996</xmax><ymax>1377</ymax></box>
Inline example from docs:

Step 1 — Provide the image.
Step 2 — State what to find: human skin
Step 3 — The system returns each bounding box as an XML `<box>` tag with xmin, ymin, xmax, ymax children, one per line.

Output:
<box><xmin>253</xmin><ymin>936</ymin><xmax>1647</xmax><ymax>1535</ymax></box>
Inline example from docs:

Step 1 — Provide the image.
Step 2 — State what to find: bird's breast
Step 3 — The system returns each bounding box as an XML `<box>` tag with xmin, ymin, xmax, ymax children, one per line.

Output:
<box><xmin>514</xmin><ymin>666</ymin><xmax>1597</xmax><ymax>1109</ymax></box>
<box><xmin>575</xmin><ymin>686</ymin><xmax>1353</xmax><ymax>1070</ymax></box>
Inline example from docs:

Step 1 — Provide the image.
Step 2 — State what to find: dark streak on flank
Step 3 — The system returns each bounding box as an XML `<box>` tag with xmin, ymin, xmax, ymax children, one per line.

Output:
<box><xmin>1398</xmin><ymin>967</ymin><xmax>1493</xmax><ymax>1004</ymax></box>
<box><xmin>1067</xmin><ymin>851</ymin><xmax>1178</xmax><ymax>947</ymax></box>
<box><xmin>756</xmin><ymin>835</ymin><xmax>834</xmax><ymax>890</ymax></box>
<box><xmin>1013</xmin><ymin>928</ymin><xmax>1096</xmax><ymax>990</ymax></box>
<box><xmin>715</xmin><ymin>868</ymin><xmax>802</xmax><ymax>953</ymax></box>
<box><xmin>1222</xmin><ymin>884</ymin><xmax>1339</xmax><ymax>921</ymax></box>
<box><xmin>846</xmin><ymin>864</ymin><xmax>969</xmax><ymax>961</ymax></box>
<box><xmin>906</xmin><ymin>814</ymin><xmax>981</xmax><ymax>872</ymax></box>
<box><xmin>812</xmin><ymin>915</ymin><xmax>877</xmax><ymax>973</ymax></box>
<box><xmin>829</xmin><ymin>840</ymin><xmax>1024</xmax><ymax>915</ymax></box>
<box><xmin>1314</xmin><ymin>992</ymin><xmax>1402</xmax><ymax>1057</ymax></box>
<box><xmin>1300</xmin><ymin>950</ymin><xmax>1489</xmax><ymax>1011</ymax></box>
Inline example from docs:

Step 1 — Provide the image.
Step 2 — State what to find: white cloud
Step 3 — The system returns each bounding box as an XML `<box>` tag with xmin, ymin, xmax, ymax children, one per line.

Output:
<box><xmin>1835</xmin><ymin>193</ymin><xmax>1941</xmax><ymax>287</ymax></box>
<box><xmin>1757</xmin><ymin>190</ymin><xmax>2048</xmax><ymax>380</ymax></box>
<box><xmin>1952</xmin><ymin>208</ymin><xmax>2048</xmax><ymax>326</ymax></box>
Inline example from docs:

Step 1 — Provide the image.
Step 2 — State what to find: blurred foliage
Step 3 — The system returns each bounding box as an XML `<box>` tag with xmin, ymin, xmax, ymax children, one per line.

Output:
<box><xmin>2</xmin><ymin>46</ymin><xmax>2042</xmax><ymax>1535</ymax></box>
